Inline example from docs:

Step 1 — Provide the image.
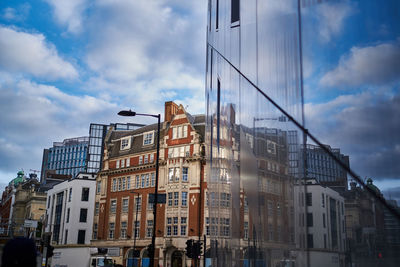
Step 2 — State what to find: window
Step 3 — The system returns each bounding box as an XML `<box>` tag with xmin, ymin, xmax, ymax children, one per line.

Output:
<box><xmin>95</xmin><ymin>202</ymin><xmax>99</xmax><ymax>215</ymax></box>
<box><xmin>121</xmin><ymin>221</ymin><xmax>127</xmax><ymax>239</ymax></box>
<box><xmin>244</xmin><ymin>221</ymin><xmax>249</xmax><ymax>239</ymax></box>
<box><xmin>322</xmin><ymin>193</ymin><xmax>325</xmax><ymax>207</ymax></box>
<box><xmin>231</xmin><ymin>0</ymin><xmax>240</xmax><ymax>23</ymax></box>
<box><xmin>112</xmin><ymin>179</ymin><xmax>117</xmax><ymax>192</ymax></box>
<box><xmin>143</xmin><ymin>131</ymin><xmax>154</xmax><ymax>145</ymax></box>
<box><xmin>183</xmin><ymin>125</ymin><xmax>188</xmax><ymax>137</ymax></box>
<box><xmin>139</xmin><ymin>156</ymin><xmax>143</xmax><ymax>165</ymax></box>
<box><xmin>175</xmin><ymin>168</ymin><xmax>180</xmax><ymax>182</ymax></box>
<box><xmin>323</xmin><ymin>213</ymin><xmax>326</xmax><ymax>228</ymax></box>
<box><xmin>181</xmin><ymin>217</ymin><xmax>187</xmax><ymax>236</ymax></box>
<box><xmin>126</xmin><ymin>158</ymin><xmax>130</xmax><ymax>167</ymax></box>
<box><xmin>110</xmin><ymin>200</ymin><xmax>117</xmax><ymax>214</ymax></box>
<box><xmin>182</xmin><ymin>167</ymin><xmax>188</xmax><ymax>182</ymax></box>
<box><xmin>122</xmin><ymin>198</ymin><xmax>129</xmax><ymax>213</ymax></box>
<box><xmin>145</xmin><ymin>174</ymin><xmax>150</xmax><ymax>187</ymax></box>
<box><xmin>220</xmin><ymin>193</ymin><xmax>230</xmax><ymax>207</ymax></box>
<box><xmin>121</xmin><ymin>158</ymin><xmax>125</xmax><ymax>168</ymax></box>
<box><xmin>68</xmin><ymin>188</ymin><xmax>72</xmax><ymax>202</ymax></box>
<box><xmin>181</xmin><ymin>225</ymin><xmax>186</xmax><ymax>236</ymax></box>
<box><xmin>134</xmin><ymin>221</ymin><xmax>140</xmax><ymax>238</ymax></box>
<box><xmin>307</xmin><ymin>234</ymin><xmax>314</xmax><ymax>248</ymax></box>
<box><xmin>144</xmin><ymin>155</ymin><xmax>148</xmax><ymax>164</ymax></box>
<box><xmin>135</xmin><ymin>175</ymin><xmax>140</xmax><ymax>188</ymax></box>
<box><xmin>185</xmin><ymin>146</ymin><xmax>190</xmax><ymax>157</ymax></box>
<box><xmin>151</xmin><ymin>173</ymin><xmax>155</xmax><ymax>187</ymax></box>
<box><xmin>173</xmin><ymin>225</ymin><xmax>178</xmax><ymax>236</ymax></box>
<box><xmin>306</xmin><ymin>193</ymin><xmax>312</xmax><ymax>206</ymax></box>
<box><xmin>77</xmin><ymin>230</ymin><xmax>85</xmax><ymax>244</ymax></box>
<box><xmin>146</xmin><ymin>220</ymin><xmax>153</xmax><ymax>238</ymax></box>
<box><xmin>168</xmin><ymin>193</ymin><xmax>173</xmax><ymax>206</ymax></box>
<box><xmin>167</xmin><ymin>226</ymin><xmax>172</xmax><ymax>236</ymax></box>
<box><xmin>121</xmin><ymin>137</ymin><xmax>131</xmax><ymax>150</ymax></box>
<box><xmin>79</xmin><ymin>208</ymin><xmax>88</xmax><ymax>222</ymax></box>
<box><xmin>150</xmin><ymin>154</ymin><xmax>154</xmax><ymax>163</ymax></box>
<box><xmin>147</xmin><ymin>197</ymin><xmax>153</xmax><ymax>210</ymax></box>
<box><xmin>116</xmin><ymin>160</ymin><xmax>120</xmax><ymax>168</ymax></box>
<box><xmin>141</xmin><ymin>174</ymin><xmax>145</xmax><ymax>188</ymax></box>
<box><xmin>307</xmin><ymin>213</ymin><xmax>313</xmax><ymax>227</ymax></box>
<box><xmin>135</xmin><ymin>196</ymin><xmax>142</xmax><ymax>211</ymax></box>
<box><xmin>182</xmin><ymin>192</ymin><xmax>188</xmax><ymax>207</ymax></box>
<box><xmin>216</xmin><ymin>0</ymin><xmax>219</xmax><ymax>29</ymax></box>
<box><xmin>66</xmin><ymin>208</ymin><xmax>70</xmax><ymax>223</ymax></box>
<box><xmin>174</xmin><ymin>192</ymin><xmax>179</xmax><ymax>206</ymax></box>
<box><xmin>122</xmin><ymin>177</ymin><xmax>126</xmax><ymax>190</ymax></box>
<box><xmin>81</xmin><ymin>187</ymin><xmax>89</xmax><ymax>201</ymax></box>
<box><xmin>109</xmin><ymin>223</ymin><xmax>115</xmax><ymax>239</ymax></box>
<box><xmin>97</xmin><ymin>181</ymin><xmax>101</xmax><ymax>194</ymax></box>
<box><xmin>127</xmin><ymin>176</ymin><xmax>131</xmax><ymax>189</ymax></box>
<box><xmin>172</xmin><ymin>127</ymin><xmax>177</xmax><ymax>139</ymax></box>
<box><xmin>93</xmin><ymin>223</ymin><xmax>98</xmax><ymax>240</ymax></box>
<box><xmin>268</xmin><ymin>201</ymin><xmax>273</xmax><ymax>216</ymax></box>
<box><xmin>168</xmin><ymin>168</ymin><xmax>174</xmax><ymax>182</ymax></box>
<box><xmin>118</xmin><ymin>178</ymin><xmax>122</xmax><ymax>191</ymax></box>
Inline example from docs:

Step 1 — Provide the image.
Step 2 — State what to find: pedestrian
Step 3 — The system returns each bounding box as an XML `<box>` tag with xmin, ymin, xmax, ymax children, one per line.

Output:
<box><xmin>1</xmin><ymin>237</ymin><xmax>37</xmax><ymax>267</ymax></box>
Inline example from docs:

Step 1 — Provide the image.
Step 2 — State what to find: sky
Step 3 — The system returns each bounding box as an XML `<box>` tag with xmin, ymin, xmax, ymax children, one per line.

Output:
<box><xmin>0</xmin><ymin>0</ymin><xmax>207</xmax><ymax>190</ymax></box>
<box><xmin>0</xmin><ymin>0</ymin><xmax>399</xmax><ymax>202</ymax></box>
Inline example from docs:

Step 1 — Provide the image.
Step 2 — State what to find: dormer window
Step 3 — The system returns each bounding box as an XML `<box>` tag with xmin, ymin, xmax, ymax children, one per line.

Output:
<box><xmin>143</xmin><ymin>131</ymin><xmax>154</xmax><ymax>145</ymax></box>
<box><xmin>121</xmin><ymin>137</ymin><xmax>131</xmax><ymax>150</ymax></box>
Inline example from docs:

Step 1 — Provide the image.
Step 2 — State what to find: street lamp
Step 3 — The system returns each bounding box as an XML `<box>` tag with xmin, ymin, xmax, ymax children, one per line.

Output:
<box><xmin>118</xmin><ymin>109</ymin><xmax>161</xmax><ymax>267</ymax></box>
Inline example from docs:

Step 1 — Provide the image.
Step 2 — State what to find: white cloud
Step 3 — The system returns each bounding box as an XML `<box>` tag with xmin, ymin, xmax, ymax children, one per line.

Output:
<box><xmin>44</xmin><ymin>0</ymin><xmax>88</xmax><ymax>34</ymax></box>
<box><xmin>316</xmin><ymin>2</ymin><xmax>353</xmax><ymax>42</ymax></box>
<box><xmin>0</xmin><ymin>26</ymin><xmax>78</xmax><ymax>80</ymax></box>
<box><xmin>320</xmin><ymin>40</ymin><xmax>400</xmax><ymax>87</ymax></box>
<box><xmin>2</xmin><ymin>4</ymin><xmax>30</xmax><ymax>21</ymax></box>
<box><xmin>0</xmin><ymin>79</ymin><xmax>119</xmax><ymax>176</ymax></box>
<box><xmin>82</xmin><ymin>0</ymin><xmax>206</xmax><ymax>114</ymax></box>
<box><xmin>305</xmin><ymin>92</ymin><xmax>400</xmax><ymax>180</ymax></box>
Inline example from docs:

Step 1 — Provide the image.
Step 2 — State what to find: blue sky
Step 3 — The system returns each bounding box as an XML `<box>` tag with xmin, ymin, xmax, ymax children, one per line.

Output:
<box><xmin>0</xmin><ymin>0</ymin><xmax>399</xmax><ymax>201</ymax></box>
<box><xmin>0</xmin><ymin>0</ymin><xmax>207</xmax><ymax>189</ymax></box>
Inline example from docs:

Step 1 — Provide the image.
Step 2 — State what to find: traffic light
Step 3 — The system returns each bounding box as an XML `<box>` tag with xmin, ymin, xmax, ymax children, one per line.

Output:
<box><xmin>192</xmin><ymin>241</ymin><xmax>202</xmax><ymax>259</ymax></box>
<box><xmin>47</xmin><ymin>245</ymin><xmax>54</xmax><ymax>258</ymax></box>
<box><xmin>185</xmin><ymin>240</ymin><xmax>193</xmax><ymax>258</ymax></box>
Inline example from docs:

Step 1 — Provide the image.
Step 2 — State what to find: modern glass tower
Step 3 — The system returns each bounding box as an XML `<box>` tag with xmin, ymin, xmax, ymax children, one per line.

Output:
<box><xmin>205</xmin><ymin>1</ymin><xmax>400</xmax><ymax>267</ymax></box>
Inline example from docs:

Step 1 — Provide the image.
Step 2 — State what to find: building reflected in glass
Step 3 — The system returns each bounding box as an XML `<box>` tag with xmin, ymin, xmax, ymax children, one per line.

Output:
<box><xmin>205</xmin><ymin>1</ymin><xmax>400</xmax><ymax>267</ymax></box>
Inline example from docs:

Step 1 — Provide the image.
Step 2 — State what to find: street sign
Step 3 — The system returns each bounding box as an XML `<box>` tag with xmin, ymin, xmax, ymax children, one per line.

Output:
<box><xmin>24</xmin><ymin>219</ymin><xmax>38</xmax><ymax>228</ymax></box>
<box><xmin>148</xmin><ymin>193</ymin><xmax>166</xmax><ymax>204</ymax></box>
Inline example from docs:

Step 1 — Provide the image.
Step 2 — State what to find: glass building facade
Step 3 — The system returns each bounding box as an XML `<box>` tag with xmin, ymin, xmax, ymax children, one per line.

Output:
<box><xmin>46</xmin><ymin>137</ymin><xmax>89</xmax><ymax>178</ymax></box>
<box><xmin>205</xmin><ymin>1</ymin><xmax>400</xmax><ymax>267</ymax></box>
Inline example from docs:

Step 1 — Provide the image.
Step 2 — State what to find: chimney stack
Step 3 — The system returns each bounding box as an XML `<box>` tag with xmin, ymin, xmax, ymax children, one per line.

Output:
<box><xmin>164</xmin><ymin>101</ymin><xmax>179</xmax><ymax>123</ymax></box>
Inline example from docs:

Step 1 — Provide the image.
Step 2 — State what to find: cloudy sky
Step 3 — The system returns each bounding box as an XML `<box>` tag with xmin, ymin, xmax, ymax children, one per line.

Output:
<box><xmin>0</xmin><ymin>0</ymin><xmax>207</xmax><ymax>190</ymax></box>
<box><xmin>0</xmin><ymin>0</ymin><xmax>399</xmax><ymax>202</ymax></box>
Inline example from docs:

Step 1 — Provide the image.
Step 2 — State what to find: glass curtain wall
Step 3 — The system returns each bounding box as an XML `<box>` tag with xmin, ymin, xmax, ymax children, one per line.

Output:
<box><xmin>205</xmin><ymin>1</ymin><xmax>400</xmax><ymax>267</ymax></box>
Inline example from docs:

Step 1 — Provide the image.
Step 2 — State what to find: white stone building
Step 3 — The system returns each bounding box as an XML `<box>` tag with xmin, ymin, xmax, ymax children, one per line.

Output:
<box><xmin>45</xmin><ymin>173</ymin><xmax>96</xmax><ymax>245</ymax></box>
<box><xmin>295</xmin><ymin>179</ymin><xmax>346</xmax><ymax>267</ymax></box>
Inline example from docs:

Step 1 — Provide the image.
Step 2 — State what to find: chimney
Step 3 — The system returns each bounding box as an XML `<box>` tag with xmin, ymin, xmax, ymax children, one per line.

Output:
<box><xmin>164</xmin><ymin>101</ymin><xmax>179</xmax><ymax>123</ymax></box>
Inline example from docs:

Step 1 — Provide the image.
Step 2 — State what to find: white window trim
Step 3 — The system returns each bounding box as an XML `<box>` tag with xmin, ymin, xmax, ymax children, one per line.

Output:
<box><xmin>143</xmin><ymin>131</ymin><xmax>155</xmax><ymax>146</ymax></box>
<box><xmin>120</xmin><ymin>137</ymin><xmax>131</xmax><ymax>150</ymax></box>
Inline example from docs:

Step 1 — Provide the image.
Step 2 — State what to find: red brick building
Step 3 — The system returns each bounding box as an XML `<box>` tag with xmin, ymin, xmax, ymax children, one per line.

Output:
<box><xmin>92</xmin><ymin>102</ymin><xmax>206</xmax><ymax>267</ymax></box>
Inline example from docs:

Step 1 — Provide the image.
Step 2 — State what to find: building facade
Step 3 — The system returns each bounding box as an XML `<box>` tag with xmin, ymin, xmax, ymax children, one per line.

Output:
<box><xmin>295</xmin><ymin>179</ymin><xmax>346</xmax><ymax>267</ymax></box>
<box><xmin>205</xmin><ymin>0</ymin><xmax>305</xmax><ymax>266</ymax></box>
<box><xmin>305</xmin><ymin>144</ymin><xmax>349</xmax><ymax>193</ymax></box>
<box><xmin>41</xmin><ymin>137</ymin><xmax>89</xmax><ymax>181</ymax></box>
<box><xmin>45</xmin><ymin>173</ymin><xmax>96</xmax><ymax>245</ymax></box>
<box><xmin>0</xmin><ymin>171</ymin><xmax>46</xmax><ymax>238</ymax></box>
<box><xmin>92</xmin><ymin>102</ymin><xmax>206</xmax><ymax>267</ymax></box>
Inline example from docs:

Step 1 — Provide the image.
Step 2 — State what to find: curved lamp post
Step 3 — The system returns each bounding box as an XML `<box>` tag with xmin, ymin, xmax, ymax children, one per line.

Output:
<box><xmin>118</xmin><ymin>109</ymin><xmax>161</xmax><ymax>267</ymax></box>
